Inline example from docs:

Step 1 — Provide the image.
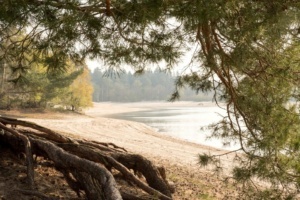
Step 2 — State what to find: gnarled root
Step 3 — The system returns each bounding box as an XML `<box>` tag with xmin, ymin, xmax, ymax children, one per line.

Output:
<box><xmin>0</xmin><ymin>117</ymin><xmax>174</xmax><ymax>200</ymax></box>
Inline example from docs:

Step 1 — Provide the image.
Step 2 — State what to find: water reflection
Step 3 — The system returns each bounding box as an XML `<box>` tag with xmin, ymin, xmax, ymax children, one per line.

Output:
<box><xmin>109</xmin><ymin>105</ymin><xmax>237</xmax><ymax>150</ymax></box>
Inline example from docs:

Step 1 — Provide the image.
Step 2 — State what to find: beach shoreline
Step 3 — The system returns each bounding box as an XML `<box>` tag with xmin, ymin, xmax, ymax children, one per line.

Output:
<box><xmin>0</xmin><ymin>102</ymin><xmax>238</xmax><ymax>199</ymax></box>
<box><xmin>22</xmin><ymin>102</ymin><xmax>234</xmax><ymax>172</ymax></box>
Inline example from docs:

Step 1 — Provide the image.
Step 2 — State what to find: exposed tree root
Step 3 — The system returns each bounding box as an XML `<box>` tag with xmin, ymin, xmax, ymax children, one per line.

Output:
<box><xmin>0</xmin><ymin>122</ymin><xmax>34</xmax><ymax>187</ymax></box>
<box><xmin>0</xmin><ymin>117</ymin><xmax>174</xmax><ymax>200</ymax></box>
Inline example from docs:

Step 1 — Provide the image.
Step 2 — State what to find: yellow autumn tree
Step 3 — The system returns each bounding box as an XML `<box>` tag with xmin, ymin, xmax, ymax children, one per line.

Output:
<box><xmin>63</xmin><ymin>66</ymin><xmax>93</xmax><ymax>111</ymax></box>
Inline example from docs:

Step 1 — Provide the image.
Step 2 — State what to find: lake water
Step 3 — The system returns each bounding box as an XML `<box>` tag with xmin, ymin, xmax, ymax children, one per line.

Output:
<box><xmin>108</xmin><ymin>103</ymin><xmax>238</xmax><ymax>150</ymax></box>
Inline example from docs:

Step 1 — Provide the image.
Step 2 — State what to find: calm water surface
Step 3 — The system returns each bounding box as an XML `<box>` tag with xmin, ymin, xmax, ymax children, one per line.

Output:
<box><xmin>108</xmin><ymin>104</ymin><xmax>237</xmax><ymax>150</ymax></box>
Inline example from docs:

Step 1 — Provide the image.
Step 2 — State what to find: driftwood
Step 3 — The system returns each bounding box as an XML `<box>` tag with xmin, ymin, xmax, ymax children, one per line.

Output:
<box><xmin>0</xmin><ymin>117</ymin><xmax>174</xmax><ymax>200</ymax></box>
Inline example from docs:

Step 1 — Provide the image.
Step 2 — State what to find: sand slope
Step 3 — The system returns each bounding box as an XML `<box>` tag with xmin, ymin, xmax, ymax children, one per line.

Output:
<box><xmin>26</xmin><ymin>102</ymin><xmax>234</xmax><ymax>171</ymax></box>
<box><xmin>8</xmin><ymin>102</ymin><xmax>239</xmax><ymax>199</ymax></box>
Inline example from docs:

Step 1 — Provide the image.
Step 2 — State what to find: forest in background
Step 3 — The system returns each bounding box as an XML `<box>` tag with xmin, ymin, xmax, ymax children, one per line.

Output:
<box><xmin>91</xmin><ymin>68</ymin><xmax>214</xmax><ymax>102</ymax></box>
<box><xmin>0</xmin><ymin>62</ymin><xmax>93</xmax><ymax>111</ymax></box>
<box><xmin>0</xmin><ymin>62</ymin><xmax>213</xmax><ymax>111</ymax></box>
<box><xmin>0</xmin><ymin>1</ymin><xmax>300</xmax><ymax>199</ymax></box>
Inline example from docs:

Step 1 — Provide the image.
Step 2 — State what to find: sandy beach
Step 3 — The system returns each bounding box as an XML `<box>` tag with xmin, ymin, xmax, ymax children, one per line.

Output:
<box><xmin>5</xmin><ymin>102</ymin><xmax>239</xmax><ymax>199</ymax></box>
<box><xmin>26</xmin><ymin>102</ymin><xmax>233</xmax><ymax>170</ymax></box>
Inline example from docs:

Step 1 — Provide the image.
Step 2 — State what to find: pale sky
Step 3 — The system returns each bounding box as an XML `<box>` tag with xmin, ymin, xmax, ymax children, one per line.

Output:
<box><xmin>86</xmin><ymin>44</ymin><xmax>200</xmax><ymax>75</ymax></box>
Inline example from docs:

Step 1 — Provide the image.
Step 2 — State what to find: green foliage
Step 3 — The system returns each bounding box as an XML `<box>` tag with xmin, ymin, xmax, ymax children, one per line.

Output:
<box><xmin>0</xmin><ymin>58</ymin><xmax>92</xmax><ymax>110</ymax></box>
<box><xmin>198</xmin><ymin>153</ymin><xmax>213</xmax><ymax>167</ymax></box>
<box><xmin>232</xmin><ymin>167</ymin><xmax>251</xmax><ymax>182</ymax></box>
<box><xmin>0</xmin><ymin>0</ymin><xmax>300</xmax><ymax>198</ymax></box>
<box><xmin>60</xmin><ymin>67</ymin><xmax>94</xmax><ymax>111</ymax></box>
<box><xmin>171</xmin><ymin>72</ymin><xmax>212</xmax><ymax>101</ymax></box>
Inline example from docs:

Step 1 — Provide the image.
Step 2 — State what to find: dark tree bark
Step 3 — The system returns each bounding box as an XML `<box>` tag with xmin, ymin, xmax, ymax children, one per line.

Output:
<box><xmin>0</xmin><ymin>116</ymin><xmax>174</xmax><ymax>200</ymax></box>
<box><xmin>0</xmin><ymin>122</ymin><xmax>34</xmax><ymax>187</ymax></box>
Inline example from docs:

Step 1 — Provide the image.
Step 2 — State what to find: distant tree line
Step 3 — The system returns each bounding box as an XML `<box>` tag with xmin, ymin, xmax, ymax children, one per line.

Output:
<box><xmin>91</xmin><ymin>68</ymin><xmax>213</xmax><ymax>102</ymax></box>
<box><xmin>0</xmin><ymin>62</ymin><xmax>93</xmax><ymax>111</ymax></box>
